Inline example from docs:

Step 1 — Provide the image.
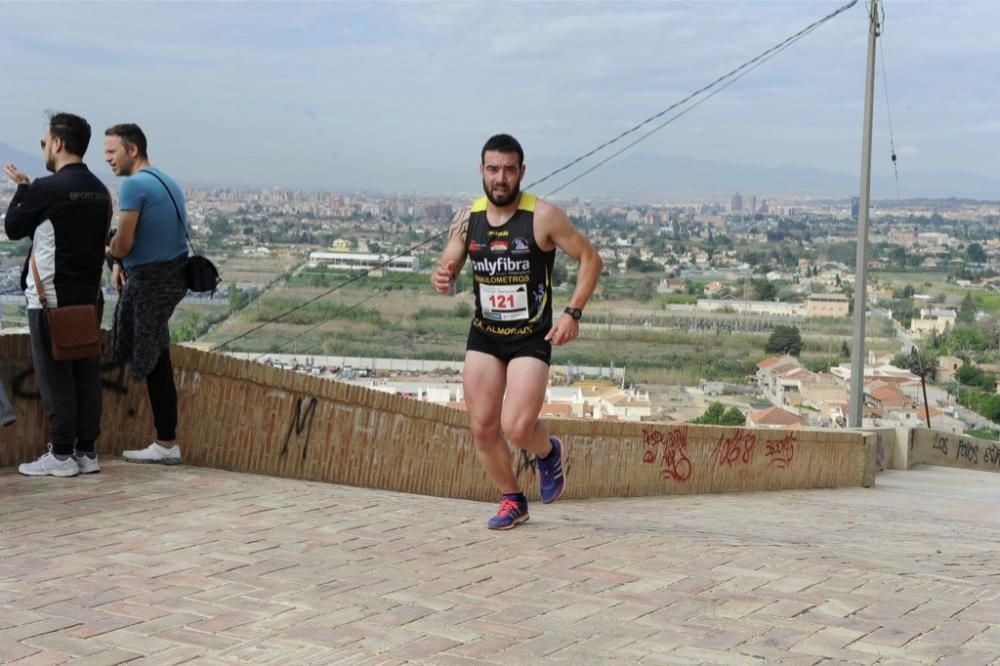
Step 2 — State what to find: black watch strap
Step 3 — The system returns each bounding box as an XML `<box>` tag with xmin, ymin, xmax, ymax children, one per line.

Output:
<box><xmin>564</xmin><ymin>306</ymin><xmax>583</xmax><ymax>320</ymax></box>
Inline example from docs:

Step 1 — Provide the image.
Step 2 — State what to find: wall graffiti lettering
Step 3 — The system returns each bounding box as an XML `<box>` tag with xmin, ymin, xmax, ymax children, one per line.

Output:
<box><xmin>11</xmin><ymin>362</ymin><xmax>129</xmax><ymax>401</ymax></box>
<box><xmin>956</xmin><ymin>439</ymin><xmax>980</xmax><ymax>465</ymax></box>
<box><xmin>875</xmin><ymin>433</ymin><xmax>885</xmax><ymax>472</ymax></box>
<box><xmin>932</xmin><ymin>436</ymin><xmax>949</xmax><ymax>456</ymax></box>
<box><xmin>985</xmin><ymin>444</ymin><xmax>1000</xmax><ymax>468</ymax></box>
<box><xmin>515</xmin><ymin>450</ymin><xmax>535</xmax><ymax>480</ymax></box>
<box><xmin>764</xmin><ymin>433</ymin><xmax>797</xmax><ymax>469</ymax></box>
<box><xmin>514</xmin><ymin>445</ymin><xmax>572</xmax><ymax>482</ymax></box>
<box><xmin>280</xmin><ymin>396</ymin><xmax>318</xmax><ymax>461</ymax></box>
<box><xmin>641</xmin><ymin>427</ymin><xmax>692</xmax><ymax>482</ymax></box>
<box><xmin>711</xmin><ymin>429</ymin><xmax>757</xmax><ymax>467</ymax></box>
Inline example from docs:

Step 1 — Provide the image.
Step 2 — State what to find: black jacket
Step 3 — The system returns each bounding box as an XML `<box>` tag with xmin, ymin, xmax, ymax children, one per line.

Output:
<box><xmin>4</xmin><ymin>163</ymin><xmax>110</xmax><ymax>308</ymax></box>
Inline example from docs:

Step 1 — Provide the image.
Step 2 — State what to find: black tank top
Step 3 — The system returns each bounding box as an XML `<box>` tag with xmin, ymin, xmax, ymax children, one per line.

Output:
<box><xmin>467</xmin><ymin>193</ymin><xmax>555</xmax><ymax>341</ymax></box>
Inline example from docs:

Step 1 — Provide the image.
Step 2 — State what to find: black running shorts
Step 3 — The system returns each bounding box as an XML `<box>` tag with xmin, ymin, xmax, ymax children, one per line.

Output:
<box><xmin>466</xmin><ymin>326</ymin><xmax>552</xmax><ymax>365</ymax></box>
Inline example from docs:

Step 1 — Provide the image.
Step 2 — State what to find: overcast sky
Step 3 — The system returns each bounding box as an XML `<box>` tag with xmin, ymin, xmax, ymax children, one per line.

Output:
<box><xmin>3</xmin><ymin>1</ymin><xmax>998</xmax><ymax>196</ymax></box>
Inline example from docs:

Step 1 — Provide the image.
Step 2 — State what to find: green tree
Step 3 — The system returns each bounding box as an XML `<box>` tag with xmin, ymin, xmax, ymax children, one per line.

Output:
<box><xmin>890</xmin><ymin>348</ymin><xmax>939</xmax><ymax>382</ymax></box>
<box><xmin>720</xmin><ymin>406</ymin><xmax>746</xmax><ymax>425</ymax></box>
<box><xmin>979</xmin><ymin>372</ymin><xmax>998</xmax><ymax>392</ymax></box>
<box><xmin>840</xmin><ymin>340</ymin><xmax>850</xmax><ymax>358</ymax></box>
<box><xmin>634</xmin><ymin>277</ymin><xmax>657</xmax><ymax>301</ymax></box>
<box><xmin>228</xmin><ymin>283</ymin><xmax>244</xmax><ymax>312</ymax></box>
<box><xmin>958</xmin><ymin>292</ymin><xmax>977</xmax><ymax>325</ymax></box>
<box><xmin>956</xmin><ymin>363</ymin><xmax>983</xmax><ymax>386</ymax></box>
<box><xmin>210</xmin><ymin>216</ymin><xmax>231</xmax><ymax>238</ymax></box>
<box><xmin>764</xmin><ymin>325</ymin><xmax>803</xmax><ymax>356</ymax></box>
<box><xmin>691</xmin><ymin>402</ymin><xmax>726</xmax><ymax>424</ymax></box>
<box><xmin>948</xmin><ymin>325</ymin><xmax>987</xmax><ymax>353</ymax></box>
<box><xmin>752</xmin><ymin>278</ymin><xmax>776</xmax><ymax>301</ymax></box>
<box><xmin>691</xmin><ymin>402</ymin><xmax>746</xmax><ymax>426</ymax></box>
<box><xmin>967</xmin><ymin>242</ymin><xmax>987</xmax><ymax>263</ymax></box>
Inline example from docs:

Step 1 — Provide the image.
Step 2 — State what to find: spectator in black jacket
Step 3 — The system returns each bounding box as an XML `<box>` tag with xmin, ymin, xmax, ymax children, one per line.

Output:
<box><xmin>4</xmin><ymin>112</ymin><xmax>110</xmax><ymax>477</ymax></box>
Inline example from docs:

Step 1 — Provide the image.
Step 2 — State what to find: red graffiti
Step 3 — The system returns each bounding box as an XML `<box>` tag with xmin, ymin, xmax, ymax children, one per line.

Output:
<box><xmin>642</xmin><ymin>427</ymin><xmax>692</xmax><ymax>482</ymax></box>
<box><xmin>711</xmin><ymin>429</ymin><xmax>757</xmax><ymax>467</ymax></box>
<box><xmin>764</xmin><ymin>432</ymin><xmax>797</xmax><ymax>469</ymax></box>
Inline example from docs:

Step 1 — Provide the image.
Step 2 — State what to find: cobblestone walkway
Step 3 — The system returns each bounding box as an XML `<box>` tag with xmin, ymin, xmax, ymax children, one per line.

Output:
<box><xmin>2</xmin><ymin>462</ymin><xmax>1000</xmax><ymax>664</ymax></box>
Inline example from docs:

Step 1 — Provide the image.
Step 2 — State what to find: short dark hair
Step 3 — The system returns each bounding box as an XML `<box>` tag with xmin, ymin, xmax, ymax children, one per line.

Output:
<box><xmin>481</xmin><ymin>133</ymin><xmax>523</xmax><ymax>166</ymax></box>
<box><xmin>48</xmin><ymin>112</ymin><xmax>91</xmax><ymax>158</ymax></box>
<box><xmin>105</xmin><ymin>123</ymin><xmax>148</xmax><ymax>159</ymax></box>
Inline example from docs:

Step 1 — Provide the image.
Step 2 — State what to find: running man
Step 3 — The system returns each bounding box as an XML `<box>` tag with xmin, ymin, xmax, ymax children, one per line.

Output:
<box><xmin>432</xmin><ymin>133</ymin><xmax>602</xmax><ymax>529</ymax></box>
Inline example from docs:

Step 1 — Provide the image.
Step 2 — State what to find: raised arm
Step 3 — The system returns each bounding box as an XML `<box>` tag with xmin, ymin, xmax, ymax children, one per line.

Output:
<box><xmin>431</xmin><ymin>208</ymin><xmax>471</xmax><ymax>294</ymax></box>
<box><xmin>3</xmin><ymin>170</ymin><xmax>46</xmax><ymax>241</ymax></box>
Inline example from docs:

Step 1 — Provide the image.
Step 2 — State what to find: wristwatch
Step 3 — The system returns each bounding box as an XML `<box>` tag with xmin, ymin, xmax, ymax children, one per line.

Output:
<box><xmin>564</xmin><ymin>306</ymin><xmax>583</xmax><ymax>320</ymax></box>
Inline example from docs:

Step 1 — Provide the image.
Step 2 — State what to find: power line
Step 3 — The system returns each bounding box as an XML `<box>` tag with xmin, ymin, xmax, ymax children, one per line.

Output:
<box><xmin>211</xmin><ymin>0</ymin><xmax>859</xmax><ymax>356</ymax></box>
<box><xmin>525</xmin><ymin>0</ymin><xmax>859</xmax><ymax>192</ymax></box>
<box><xmin>208</xmin><ymin>234</ymin><xmax>441</xmax><ymax>352</ymax></box>
<box><xmin>876</xmin><ymin>2</ymin><xmax>900</xmax><ymax>199</ymax></box>
<box><xmin>250</xmin><ymin>279</ymin><xmax>407</xmax><ymax>362</ymax></box>
<box><xmin>544</xmin><ymin>25</ymin><xmax>809</xmax><ymax>197</ymax></box>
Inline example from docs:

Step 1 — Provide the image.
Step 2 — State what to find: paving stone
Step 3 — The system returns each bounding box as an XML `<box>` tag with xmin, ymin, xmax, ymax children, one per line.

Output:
<box><xmin>3</xmin><ymin>462</ymin><xmax>1000</xmax><ymax>663</ymax></box>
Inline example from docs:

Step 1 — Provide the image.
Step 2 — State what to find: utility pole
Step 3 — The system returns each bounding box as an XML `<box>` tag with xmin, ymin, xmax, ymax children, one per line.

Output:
<box><xmin>848</xmin><ymin>0</ymin><xmax>879</xmax><ymax>428</ymax></box>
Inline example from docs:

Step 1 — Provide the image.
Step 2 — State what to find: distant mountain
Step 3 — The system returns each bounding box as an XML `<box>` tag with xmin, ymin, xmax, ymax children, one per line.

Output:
<box><xmin>528</xmin><ymin>153</ymin><xmax>1000</xmax><ymax>201</ymax></box>
<box><xmin>0</xmin><ymin>142</ymin><xmax>46</xmax><ymax>180</ymax></box>
<box><xmin>6</xmin><ymin>137</ymin><xmax>993</xmax><ymax>200</ymax></box>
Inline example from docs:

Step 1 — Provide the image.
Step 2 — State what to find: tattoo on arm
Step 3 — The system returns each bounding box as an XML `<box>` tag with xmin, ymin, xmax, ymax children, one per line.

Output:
<box><xmin>449</xmin><ymin>217</ymin><xmax>469</xmax><ymax>243</ymax></box>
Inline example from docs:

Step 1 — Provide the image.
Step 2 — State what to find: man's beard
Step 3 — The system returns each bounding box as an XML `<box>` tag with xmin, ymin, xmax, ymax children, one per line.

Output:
<box><xmin>45</xmin><ymin>156</ymin><xmax>56</xmax><ymax>173</ymax></box>
<box><xmin>483</xmin><ymin>179</ymin><xmax>520</xmax><ymax>207</ymax></box>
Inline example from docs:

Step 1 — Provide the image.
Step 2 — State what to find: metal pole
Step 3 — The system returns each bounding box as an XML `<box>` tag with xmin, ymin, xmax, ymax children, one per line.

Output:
<box><xmin>921</xmin><ymin>373</ymin><xmax>931</xmax><ymax>429</ymax></box>
<box><xmin>848</xmin><ymin>0</ymin><xmax>879</xmax><ymax>428</ymax></box>
<box><xmin>912</xmin><ymin>346</ymin><xmax>931</xmax><ymax>429</ymax></box>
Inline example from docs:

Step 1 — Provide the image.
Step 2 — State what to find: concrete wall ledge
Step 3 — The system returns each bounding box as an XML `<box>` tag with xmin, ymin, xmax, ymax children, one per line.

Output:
<box><xmin>908</xmin><ymin>427</ymin><xmax>1000</xmax><ymax>473</ymax></box>
<box><xmin>0</xmin><ymin>336</ymin><xmax>874</xmax><ymax>500</ymax></box>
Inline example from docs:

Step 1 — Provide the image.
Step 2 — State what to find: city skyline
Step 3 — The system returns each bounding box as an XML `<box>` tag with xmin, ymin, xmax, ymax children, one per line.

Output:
<box><xmin>3</xmin><ymin>1</ymin><xmax>999</xmax><ymax>197</ymax></box>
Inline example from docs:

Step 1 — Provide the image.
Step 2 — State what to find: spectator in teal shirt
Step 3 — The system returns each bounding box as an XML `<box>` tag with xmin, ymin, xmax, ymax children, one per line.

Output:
<box><xmin>105</xmin><ymin>123</ymin><xmax>188</xmax><ymax>467</ymax></box>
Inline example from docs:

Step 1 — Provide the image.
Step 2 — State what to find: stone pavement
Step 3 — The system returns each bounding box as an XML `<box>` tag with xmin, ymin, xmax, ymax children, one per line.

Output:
<box><xmin>2</xmin><ymin>461</ymin><xmax>1000</xmax><ymax>665</ymax></box>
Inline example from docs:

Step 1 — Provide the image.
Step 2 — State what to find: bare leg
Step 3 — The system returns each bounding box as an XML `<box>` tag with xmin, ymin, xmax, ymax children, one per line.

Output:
<box><xmin>501</xmin><ymin>357</ymin><xmax>553</xmax><ymax>458</ymax></box>
<box><xmin>463</xmin><ymin>351</ymin><xmax>518</xmax><ymax>494</ymax></box>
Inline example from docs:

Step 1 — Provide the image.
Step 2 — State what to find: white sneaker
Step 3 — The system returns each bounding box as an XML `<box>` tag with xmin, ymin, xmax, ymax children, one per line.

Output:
<box><xmin>19</xmin><ymin>444</ymin><xmax>80</xmax><ymax>477</ymax></box>
<box><xmin>73</xmin><ymin>452</ymin><xmax>101</xmax><ymax>474</ymax></box>
<box><xmin>122</xmin><ymin>442</ymin><xmax>182</xmax><ymax>465</ymax></box>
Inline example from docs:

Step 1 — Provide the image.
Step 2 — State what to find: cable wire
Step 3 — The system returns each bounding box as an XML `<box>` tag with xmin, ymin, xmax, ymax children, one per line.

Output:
<box><xmin>208</xmin><ymin>234</ymin><xmax>441</xmax><ymax>352</ymax></box>
<box><xmin>524</xmin><ymin>0</ymin><xmax>859</xmax><ymax>192</ymax></box>
<box><xmin>876</xmin><ymin>3</ymin><xmax>900</xmax><ymax>199</ymax></box>
<box><xmin>543</xmin><ymin>21</ymin><xmax>811</xmax><ymax>197</ymax></box>
<box><xmin>211</xmin><ymin>0</ymin><xmax>859</xmax><ymax>356</ymax></box>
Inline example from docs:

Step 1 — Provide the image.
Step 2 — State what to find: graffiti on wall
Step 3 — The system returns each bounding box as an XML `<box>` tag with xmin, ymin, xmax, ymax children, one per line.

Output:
<box><xmin>711</xmin><ymin>429</ymin><xmax>757</xmax><ymax>468</ymax></box>
<box><xmin>764</xmin><ymin>432</ymin><xmax>796</xmax><ymax>469</ymax></box>
<box><xmin>280</xmin><ymin>396</ymin><xmax>318</xmax><ymax>461</ymax></box>
<box><xmin>515</xmin><ymin>450</ymin><xmax>535</xmax><ymax>480</ymax></box>
<box><xmin>875</xmin><ymin>432</ymin><xmax>885</xmax><ymax>472</ymax></box>
<box><xmin>957</xmin><ymin>439</ymin><xmax>980</xmax><ymax>465</ymax></box>
<box><xmin>10</xmin><ymin>362</ymin><xmax>129</xmax><ymax>401</ymax></box>
<box><xmin>709</xmin><ymin>429</ymin><xmax>799</xmax><ymax>470</ymax></box>
<box><xmin>641</xmin><ymin>426</ymin><xmax>799</xmax><ymax>482</ymax></box>
<box><xmin>641</xmin><ymin>427</ymin><xmax>692</xmax><ymax>482</ymax></box>
<box><xmin>986</xmin><ymin>444</ymin><xmax>1000</xmax><ymax>468</ymax></box>
<box><xmin>923</xmin><ymin>432</ymin><xmax>1000</xmax><ymax>473</ymax></box>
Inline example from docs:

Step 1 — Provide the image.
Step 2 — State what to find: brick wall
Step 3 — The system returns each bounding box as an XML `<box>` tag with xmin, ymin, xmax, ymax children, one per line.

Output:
<box><xmin>0</xmin><ymin>335</ymin><xmax>875</xmax><ymax>499</ymax></box>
